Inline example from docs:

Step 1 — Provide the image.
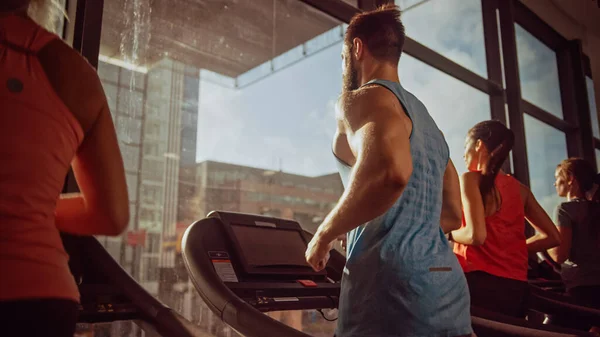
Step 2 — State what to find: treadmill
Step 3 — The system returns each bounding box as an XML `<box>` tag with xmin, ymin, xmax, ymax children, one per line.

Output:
<box><xmin>525</xmin><ymin>252</ymin><xmax>600</xmax><ymax>329</ymax></box>
<box><xmin>182</xmin><ymin>211</ymin><xmax>596</xmax><ymax>337</ymax></box>
<box><xmin>61</xmin><ymin>233</ymin><xmax>206</xmax><ymax>337</ymax></box>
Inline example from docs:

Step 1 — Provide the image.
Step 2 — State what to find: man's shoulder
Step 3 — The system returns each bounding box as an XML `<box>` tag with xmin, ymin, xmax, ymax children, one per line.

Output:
<box><xmin>345</xmin><ymin>85</ymin><xmax>397</xmax><ymax>104</ymax></box>
<box><xmin>338</xmin><ymin>86</ymin><xmax>401</xmax><ymax>118</ymax></box>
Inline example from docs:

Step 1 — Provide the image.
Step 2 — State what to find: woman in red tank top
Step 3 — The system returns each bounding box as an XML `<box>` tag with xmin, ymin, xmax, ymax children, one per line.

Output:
<box><xmin>1</xmin><ymin>1</ymin><xmax>129</xmax><ymax>335</ymax></box>
<box><xmin>449</xmin><ymin>120</ymin><xmax>561</xmax><ymax>318</ymax></box>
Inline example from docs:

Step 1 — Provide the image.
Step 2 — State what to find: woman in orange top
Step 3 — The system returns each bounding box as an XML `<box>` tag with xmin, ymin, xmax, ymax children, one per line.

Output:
<box><xmin>0</xmin><ymin>0</ymin><xmax>129</xmax><ymax>335</ymax></box>
<box><xmin>450</xmin><ymin>120</ymin><xmax>560</xmax><ymax>318</ymax></box>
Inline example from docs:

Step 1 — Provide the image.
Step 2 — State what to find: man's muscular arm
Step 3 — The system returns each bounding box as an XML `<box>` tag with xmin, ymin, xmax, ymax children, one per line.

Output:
<box><xmin>440</xmin><ymin>159</ymin><xmax>462</xmax><ymax>234</ymax></box>
<box><xmin>306</xmin><ymin>89</ymin><xmax>412</xmax><ymax>270</ymax></box>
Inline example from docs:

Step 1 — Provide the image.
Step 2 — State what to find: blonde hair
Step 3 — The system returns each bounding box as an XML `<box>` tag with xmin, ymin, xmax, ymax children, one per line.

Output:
<box><xmin>27</xmin><ymin>0</ymin><xmax>67</xmax><ymax>34</ymax></box>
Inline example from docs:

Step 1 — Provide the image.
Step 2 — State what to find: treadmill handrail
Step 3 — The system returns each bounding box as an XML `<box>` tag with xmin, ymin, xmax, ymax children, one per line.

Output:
<box><xmin>471</xmin><ymin>315</ymin><xmax>593</xmax><ymax>337</ymax></box>
<box><xmin>471</xmin><ymin>306</ymin><xmax>596</xmax><ymax>336</ymax></box>
<box><xmin>183</xmin><ymin>218</ymin><xmax>317</xmax><ymax>337</ymax></box>
<box><xmin>529</xmin><ymin>284</ymin><xmax>600</xmax><ymax>322</ymax></box>
<box><xmin>81</xmin><ymin>236</ymin><xmax>202</xmax><ymax>337</ymax></box>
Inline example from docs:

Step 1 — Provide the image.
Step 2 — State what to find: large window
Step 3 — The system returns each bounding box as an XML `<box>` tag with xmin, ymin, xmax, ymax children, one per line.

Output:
<box><xmin>515</xmin><ymin>24</ymin><xmax>563</xmax><ymax>119</ymax></box>
<box><xmin>95</xmin><ymin>0</ymin><xmax>348</xmax><ymax>335</ymax></box>
<box><xmin>524</xmin><ymin>115</ymin><xmax>568</xmax><ymax>216</ymax></box>
<box><xmin>396</xmin><ymin>0</ymin><xmax>487</xmax><ymax>78</ymax></box>
<box><xmin>399</xmin><ymin>55</ymin><xmax>491</xmax><ymax>173</ymax></box>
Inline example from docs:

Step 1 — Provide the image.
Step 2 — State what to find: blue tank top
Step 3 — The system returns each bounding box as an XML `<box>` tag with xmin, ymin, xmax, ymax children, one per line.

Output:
<box><xmin>334</xmin><ymin>80</ymin><xmax>472</xmax><ymax>337</ymax></box>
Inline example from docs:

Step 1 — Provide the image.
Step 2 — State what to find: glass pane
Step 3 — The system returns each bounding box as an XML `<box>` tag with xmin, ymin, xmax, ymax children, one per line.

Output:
<box><xmin>103</xmin><ymin>237</ymin><xmax>122</xmax><ymax>261</ymax></box>
<box><xmin>129</xmin><ymin>202</ymin><xmax>137</xmax><ymax>231</ymax></box>
<box><xmin>99</xmin><ymin>0</ymin><xmax>345</xmax><ymax>334</ymax></box>
<box><xmin>98</xmin><ymin>60</ymin><xmax>120</xmax><ymax>83</ymax></box>
<box><xmin>588</xmin><ymin>77</ymin><xmax>599</xmax><ymax>139</ymax></box>
<box><xmin>119</xmin><ymin>143</ymin><xmax>140</xmax><ymax>172</ymax></box>
<box><xmin>504</xmin><ymin>104</ymin><xmax>515</xmax><ymax>174</ymax></box>
<box><xmin>395</xmin><ymin>0</ymin><xmax>487</xmax><ymax>78</ymax></box>
<box><xmin>399</xmin><ymin>55</ymin><xmax>491</xmax><ymax>174</ymax></box>
<box><xmin>272</xmin><ymin>45</ymin><xmax>304</xmax><ymax>71</ymax></box>
<box><xmin>115</xmin><ymin>115</ymin><xmax>142</xmax><ymax>144</ymax></box>
<box><xmin>496</xmin><ymin>9</ymin><xmax>506</xmax><ymax>88</ymax></box>
<box><xmin>524</xmin><ymin>114</ymin><xmax>568</xmax><ymax>217</ymax></box>
<box><xmin>46</xmin><ymin>0</ymin><xmax>67</xmax><ymax>36</ymax></box>
<box><xmin>117</xmin><ymin>89</ymin><xmax>144</xmax><ymax>118</ymax></box>
<box><xmin>126</xmin><ymin>172</ymin><xmax>139</xmax><ymax>202</ymax></box>
<box><xmin>103</xmin><ymin>82</ymin><xmax>118</xmax><ymax>114</ymax></box>
<box><xmin>120</xmin><ymin>68</ymin><xmax>146</xmax><ymax>91</ymax></box>
<box><xmin>596</xmin><ymin>149</ymin><xmax>600</xmax><ymax>172</ymax></box>
<box><xmin>305</xmin><ymin>26</ymin><xmax>344</xmax><ymax>55</ymax></box>
<box><xmin>515</xmin><ymin>24</ymin><xmax>563</xmax><ymax>118</ymax></box>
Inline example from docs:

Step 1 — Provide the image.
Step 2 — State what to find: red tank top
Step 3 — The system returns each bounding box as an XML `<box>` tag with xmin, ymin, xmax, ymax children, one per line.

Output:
<box><xmin>0</xmin><ymin>15</ymin><xmax>82</xmax><ymax>302</ymax></box>
<box><xmin>454</xmin><ymin>174</ymin><xmax>528</xmax><ymax>281</ymax></box>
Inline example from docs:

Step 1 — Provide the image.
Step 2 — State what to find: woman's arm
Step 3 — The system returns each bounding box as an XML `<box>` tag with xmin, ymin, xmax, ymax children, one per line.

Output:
<box><xmin>450</xmin><ymin>172</ymin><xmax>487</xmax><ymax>246</ymax></box>
<box><xmin>547</xmin><ymin>205</ymin><xmax>572</xmax><ymax>264</ymax></box>
<box><xmin>521</xmin><ymin>185</ymin><xmax>561</xmax><ymax>253</ymax></box>
<box><xmin>39</xmin><ymin>39</ymin><xmax>129</xmax><ymax>236</ymax></box>
<box><xmin>440</xmin><ymin>159</ymin><xmax>462</xmax><ymax>234</ymax></box>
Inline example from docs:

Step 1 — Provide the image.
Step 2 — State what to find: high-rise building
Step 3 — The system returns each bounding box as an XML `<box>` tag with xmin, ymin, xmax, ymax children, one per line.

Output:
<box><xmin>96</xmin><ymin>59</ymin><xmax>147</xmax><ymax>276</ymax></box>
<box><xmin>97</xmin><ymin>57</ymin><xmax>202</xmax><ymax>296</ymax></box>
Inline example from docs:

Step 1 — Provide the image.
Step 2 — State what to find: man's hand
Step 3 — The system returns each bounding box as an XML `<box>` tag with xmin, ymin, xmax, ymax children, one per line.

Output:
<box><xmin>305</xmin><ymin>233</ymin><xmax>334</xmax><ymax>272</ymax></box>
<box><xmin>337</xmin><ymin>234</ymin><xmax>347</xmax><ymax>252</ymax></box>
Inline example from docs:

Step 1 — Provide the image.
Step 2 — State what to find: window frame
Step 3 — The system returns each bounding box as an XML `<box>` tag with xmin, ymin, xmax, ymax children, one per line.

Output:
<box><xmin>585</xmin><ymin>56</ymin><xmax>600</xmax><ymax>157</ymax></box>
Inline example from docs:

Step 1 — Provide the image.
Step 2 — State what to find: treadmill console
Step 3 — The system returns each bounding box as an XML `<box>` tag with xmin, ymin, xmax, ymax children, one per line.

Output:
<box><xmin>182</xmin><ymin>211</ymin><xmax>342</xmax><ymax>314</ymax></box>
<box><xmin>215</xmin><ymin>211</ymin><xmax>327</xmax><ymax>279</ymax></box>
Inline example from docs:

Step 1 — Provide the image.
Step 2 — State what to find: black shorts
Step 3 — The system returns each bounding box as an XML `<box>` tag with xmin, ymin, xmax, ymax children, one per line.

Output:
<box><xmin>0</xmin><ymin>298</ymin><xmax>78</xmax><ymax>337</ymax></box>
<box><xmin>465</xmin><ymin>271</ymin><xmax>529</xmax><ymax>318</ymax></box>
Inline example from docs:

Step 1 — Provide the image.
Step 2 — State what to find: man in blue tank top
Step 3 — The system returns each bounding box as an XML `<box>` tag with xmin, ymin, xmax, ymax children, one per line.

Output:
<box><xmin>305</xmin><ymin>5</ymin><xmax>473</xmax><ymax>337</ymax></box>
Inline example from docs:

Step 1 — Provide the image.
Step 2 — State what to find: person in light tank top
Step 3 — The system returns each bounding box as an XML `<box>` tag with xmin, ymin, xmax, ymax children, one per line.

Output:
<box><xmin>1</xmin><ymin>0</ymin><xmax>129</xmax><ymax>335</ymax></box>
<box><xmin>451</xmin><ymin>120</ymin><xmax>561</xmax><ymax>318</ymax></box>
<box><xmin>305</xmin><ymin>5</ymin><xmax>473</xmax><ymax>337</ymax></box>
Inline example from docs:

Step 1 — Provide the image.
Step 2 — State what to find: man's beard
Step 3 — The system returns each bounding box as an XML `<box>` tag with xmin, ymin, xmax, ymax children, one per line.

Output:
<box><xmin>342</xmin><ymin>59</ymin><xmax>359</xmax><ymax>92</ymax></box>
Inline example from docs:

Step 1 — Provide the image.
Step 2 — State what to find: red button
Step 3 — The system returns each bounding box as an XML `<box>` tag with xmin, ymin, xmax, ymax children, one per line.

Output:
<box><xmin>297</xmin><ymin>280</ymin><xmax>317</xmax><ymax>287</ymax></box>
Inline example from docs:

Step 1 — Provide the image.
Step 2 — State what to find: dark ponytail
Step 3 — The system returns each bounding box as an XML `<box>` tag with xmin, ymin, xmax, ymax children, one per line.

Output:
<box><xmin>467</xmin><ymin>120</ymin><xmax>515</xmax><ymax>208</ymax></box>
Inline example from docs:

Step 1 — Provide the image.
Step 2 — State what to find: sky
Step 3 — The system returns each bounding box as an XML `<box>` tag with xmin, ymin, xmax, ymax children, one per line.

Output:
<box><xmin>190</xmin><ymin>0</ymin><xmax>573</xmax><ymax>216</ymax></box>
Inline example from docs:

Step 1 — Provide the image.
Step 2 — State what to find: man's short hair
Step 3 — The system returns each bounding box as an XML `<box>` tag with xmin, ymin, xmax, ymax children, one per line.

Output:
<box><xmin>345</xmin><ymin>4</ymin><xmax>405</xmax><ymax>64</ymax></box>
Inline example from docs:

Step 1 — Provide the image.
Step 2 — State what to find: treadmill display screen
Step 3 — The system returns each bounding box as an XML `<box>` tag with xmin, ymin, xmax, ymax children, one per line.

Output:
<box><xmin>230</xmin><ymin>224</ymin><xmax>310</xmax><ymax>268</ymax></box>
